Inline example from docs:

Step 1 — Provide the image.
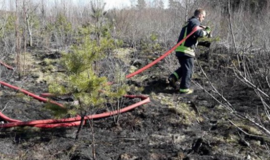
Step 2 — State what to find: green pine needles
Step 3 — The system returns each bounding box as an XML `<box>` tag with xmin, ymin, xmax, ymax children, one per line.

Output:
<box><xmin>47</xmin><ymin>31</ymin><xmax>128</xmax><ymax>118</ymax></box>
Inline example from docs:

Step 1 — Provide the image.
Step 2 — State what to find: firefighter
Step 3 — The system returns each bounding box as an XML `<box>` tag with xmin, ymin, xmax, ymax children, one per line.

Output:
<box><xmin>167</xmin><ymin>8</ymin><xmax>211</xmax><ymax>94</ymax></box>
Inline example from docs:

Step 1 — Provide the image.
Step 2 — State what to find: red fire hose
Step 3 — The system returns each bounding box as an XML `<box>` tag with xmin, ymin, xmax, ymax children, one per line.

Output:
<box><xmin>126</xmin><ymin>26</ymin><xmax>201</xmax><ymax>78</ymax></box>
<box><xmin>0</xmin><ymin>26</ymin><xmax>201</xmax><ymax>128</ymax></box>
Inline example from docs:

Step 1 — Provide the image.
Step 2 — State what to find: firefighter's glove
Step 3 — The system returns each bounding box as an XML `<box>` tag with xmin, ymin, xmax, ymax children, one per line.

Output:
<box><xmin>205</xmin><ymin>26</ymin><xmax>211</xmax><ymax>34</ymax></box>
<box><xmin>205</xmin><ymin>26</ymin><xmax>212</xmax><ymax>38</ymax></box>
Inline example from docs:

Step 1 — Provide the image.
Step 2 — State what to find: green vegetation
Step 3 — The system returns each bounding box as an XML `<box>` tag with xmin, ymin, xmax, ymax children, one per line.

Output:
<box><xmin>1</xmin><ymin>1</ymin><xmax>270</xmax><ymax>159</ymax></box>
<box><xmin>48</xmin><ymin>32</ymin><xmax>127</xmax><ymax>116</ymax></box>
<box><xmin>0</xmin><ymin>14</ymin><xmax>16</xmax><ymax>38</ymax></box>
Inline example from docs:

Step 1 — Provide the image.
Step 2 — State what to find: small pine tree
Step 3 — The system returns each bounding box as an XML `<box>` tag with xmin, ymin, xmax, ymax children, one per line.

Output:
<box><xmin>47</xmin><ymin>27</ymin><xmax>128</xmax><ymax>138</ymax></box>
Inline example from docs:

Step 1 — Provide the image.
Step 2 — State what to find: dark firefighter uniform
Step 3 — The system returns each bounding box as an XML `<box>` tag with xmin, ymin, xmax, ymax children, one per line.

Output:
<box><xmin>169</xmin><ymin>16</ymin><xmax>211</xmax><ymax>94</ymax></box>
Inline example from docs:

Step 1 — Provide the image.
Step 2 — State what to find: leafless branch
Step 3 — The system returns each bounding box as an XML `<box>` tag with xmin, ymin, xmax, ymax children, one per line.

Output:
<box><xmin>1</xmin><ymin>101</ymin><xmax>10</xmax><ymax>112</ymax></box>
<box><xmin>195</xmin><ymin>61</ymin><xmax>235</xmax><ymax>112</ymax></box>
<box><xmin>229</xmin><ymin>120</ymin><xmax>269</xmax><ymax>141</ymax></box>
<box><xmin>234</xmin><ymin>69</ymin><xmax>269</xmax><ymax>98</ymax></box>
<box><xmin>266</xmin><ymin>76</ymin><xmax>270</xmax><ymax>88</ymax></box>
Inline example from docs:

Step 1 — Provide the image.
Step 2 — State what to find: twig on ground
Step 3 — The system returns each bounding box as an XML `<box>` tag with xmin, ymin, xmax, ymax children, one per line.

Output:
<box><xmin>1</xmin><ymin>101</ymin><xmax>10</xmax><ymax>112</ymax></box>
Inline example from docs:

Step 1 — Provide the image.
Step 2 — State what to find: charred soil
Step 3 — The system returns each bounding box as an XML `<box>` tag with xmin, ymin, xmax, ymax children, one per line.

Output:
<box><xmin>0</xmin><ymin>47</ymin><xmax>269</xmax><ymax>160</ymax></box>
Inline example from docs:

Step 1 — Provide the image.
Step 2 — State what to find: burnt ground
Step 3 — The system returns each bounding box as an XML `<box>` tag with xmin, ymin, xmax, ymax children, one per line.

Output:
<box><xmin>0</xmin><ymin>47</ymin><xmax>270</xmax><ymax>160</ymax></box>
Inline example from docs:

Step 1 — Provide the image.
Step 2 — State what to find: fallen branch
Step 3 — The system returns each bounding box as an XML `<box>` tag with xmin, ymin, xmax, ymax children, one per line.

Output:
<box><xmin>234</xmin><ymin>69</ymin><xmax>269</xmax><ymax>98</ymax></box>
<box><xmin>229</xmin><ymin>119</ymin><xmax>270</xmax><ymax>142</ymax></box>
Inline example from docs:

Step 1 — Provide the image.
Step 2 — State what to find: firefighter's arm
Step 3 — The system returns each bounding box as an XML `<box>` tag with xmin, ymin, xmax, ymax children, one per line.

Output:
<box><xmin>198</xmin><ymin>26</ymin><xmax>212</xmax><ymax>48</ymax></box>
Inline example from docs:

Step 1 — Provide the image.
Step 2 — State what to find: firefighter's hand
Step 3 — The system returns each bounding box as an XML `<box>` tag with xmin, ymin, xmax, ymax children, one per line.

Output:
<box><xmin>205</xmin><ymin>26</ymin><xmax>211</xmax><ymax>34</ymax></box>
<box><xmin>204</xmin><ymin>26</ymin><xmax>212</xmax><ymax>38</ymax></box>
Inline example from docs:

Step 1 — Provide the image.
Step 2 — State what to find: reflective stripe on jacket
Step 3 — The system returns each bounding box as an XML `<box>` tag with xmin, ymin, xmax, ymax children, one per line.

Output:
<box><xmin>175</xmin><ymin>45</ymin><xmax>195</xmax><ymax>57</ymax></box>
<box><xmin>175</xmin><ymin>25</ymin><xmax>195</xmax><ymax>57</ymax></box>
<box><xmin>175</xmin><ymin>17</ymin><xmax>204</xmax><ymax>57</ymax></box>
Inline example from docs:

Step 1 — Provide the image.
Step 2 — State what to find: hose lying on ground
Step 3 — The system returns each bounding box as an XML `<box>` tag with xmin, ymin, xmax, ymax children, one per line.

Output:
<box><xmin>0</xmin><ymin>26</ymin><xmax>201</xmax><ymax>128</ymax></box>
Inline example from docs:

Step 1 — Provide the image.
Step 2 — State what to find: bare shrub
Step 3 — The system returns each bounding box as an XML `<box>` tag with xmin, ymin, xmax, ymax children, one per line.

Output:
<box><xmin>194</xmin><ymin>0</ymin><xmax>270</xmax><ymax>140</ymax></box>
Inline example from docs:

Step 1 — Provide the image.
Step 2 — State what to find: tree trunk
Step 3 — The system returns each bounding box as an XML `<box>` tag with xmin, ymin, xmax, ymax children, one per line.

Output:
<box><xmin>75</xmin><ymin>114</ymin><xmax>85</xmax><ymax>140</ymax></box>
<box><xmin>26</xmin><ymin>18</ymin><xmax>33</xmax><ymax>47</ymax></box>
<box><xmin>15</xmin><ymin>0</ymin><xmax>22</xmax><ymax>79</ymax></box>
